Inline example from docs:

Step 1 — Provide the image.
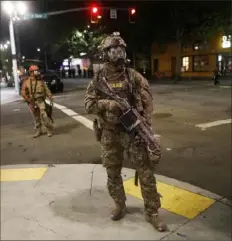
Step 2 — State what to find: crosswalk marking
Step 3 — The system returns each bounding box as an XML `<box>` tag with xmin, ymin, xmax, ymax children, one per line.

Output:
<box><xmin>124</xmin><ymin>177</ymin><xmax>215</xmax><ymax>219</ymax></box>
<box><xmin>0</xmin><ymin>167</ymin><xmax>48</xmax><ymax>182</ymax></box>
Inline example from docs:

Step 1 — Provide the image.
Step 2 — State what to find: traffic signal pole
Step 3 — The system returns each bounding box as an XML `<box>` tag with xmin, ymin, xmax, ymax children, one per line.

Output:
<box><xmin>44</xmin><ymin>7</ymin><xmax>134</xmax><ymax>17</ymax></box>
<box><xmin>45</xmin><ymin>7</ymin><xmax>88</xmax><ymax>16</ymax></box>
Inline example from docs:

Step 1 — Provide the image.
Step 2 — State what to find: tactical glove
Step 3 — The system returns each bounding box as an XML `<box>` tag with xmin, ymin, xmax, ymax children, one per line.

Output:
<box><xmin>97</xmin><ymin>99</ymin><xmax>121</xmax><ymax>114</ymax></box>
<box><xmin>97</xmin><ymin>99</ymin><xmax>122</xmax><ymax>124</ymax></box>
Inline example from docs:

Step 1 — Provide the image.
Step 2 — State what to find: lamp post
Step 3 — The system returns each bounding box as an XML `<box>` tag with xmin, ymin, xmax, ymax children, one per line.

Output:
<box><xmin>2</xmin><ymin>1</ymin><xmax>27</xmax><ymax>94</ymax></box>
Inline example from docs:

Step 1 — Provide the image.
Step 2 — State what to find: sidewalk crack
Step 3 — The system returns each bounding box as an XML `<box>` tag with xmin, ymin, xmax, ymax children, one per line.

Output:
<box><xmin>160</xmin><ymin>200</ymin><xmax>221</xmax><ymax>240</ymax></box>
<box><xmin>89</xmin><ymin>164</ymin><xmax>97</xmax><ymax>196</ymax></box>
<box><xmin>160</xmin><ymin>219</ymin><xmax>190</xmax><ymax>240</ymax></box>
<box><xmin>23</xmin><ymin>216</ymin><xmax>56</xmax><ymax>234</ymax></box>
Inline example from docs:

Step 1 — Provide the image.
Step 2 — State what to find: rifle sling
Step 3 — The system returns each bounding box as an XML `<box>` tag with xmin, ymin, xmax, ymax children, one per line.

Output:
<box><xmin>30</xmin><ymin>78</ymin><xmax>38</xmax><ymax>103</ymax></box>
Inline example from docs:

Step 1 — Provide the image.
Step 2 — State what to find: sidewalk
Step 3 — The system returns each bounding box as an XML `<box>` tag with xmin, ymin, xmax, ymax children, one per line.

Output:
<box><xmin>1</xmin><ymin>164</ymin><xmax>231</xmax><ymax>240</ymax></box>
<box><xmin>150</xmin><ymin>79</ymin><xmax>232</xmax><ymax>86</ymax></box>
<box><xmin>0</xmin><ymin>87</ymin><xmax>22</xmax><ymax>105</ymax></box>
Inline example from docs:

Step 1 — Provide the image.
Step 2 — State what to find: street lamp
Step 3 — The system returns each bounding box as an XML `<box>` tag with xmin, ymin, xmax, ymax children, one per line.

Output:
<box><xmin>2</xmin><ymin>1</ymin><xmax>27</xmax><ymax>94</ymax></box>
<box><xmin>16</xmin><ymin>2</ymin><xmax>27</xmax><ymax>15</ymax></box>
<box><xmin>37</xmin><ymin>48</ymin><xmax>48</xmax><ymax>71</ymax></box>
<box><xmin>0</xmin><ymin>41</ymin><xmax>10</xmax><ymax>51</ymax></box>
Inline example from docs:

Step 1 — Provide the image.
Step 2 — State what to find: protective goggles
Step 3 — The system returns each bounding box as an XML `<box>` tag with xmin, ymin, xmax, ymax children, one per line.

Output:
<box><xmin>107</xmin><ymin>46</ymin><xmax>126</xmax><ymax>62</ymax></box>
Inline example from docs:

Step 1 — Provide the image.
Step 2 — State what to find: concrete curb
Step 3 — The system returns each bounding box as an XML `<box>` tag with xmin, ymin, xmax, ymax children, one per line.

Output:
<box><xmin>0</xmin><ymin>97</ymin><xmax>23</xmax><ymax>105</ymax></box>
<box><xmin>1</xmin><ymin>163</ymin><xmax>230</xmax><ymax>205</ymax></box>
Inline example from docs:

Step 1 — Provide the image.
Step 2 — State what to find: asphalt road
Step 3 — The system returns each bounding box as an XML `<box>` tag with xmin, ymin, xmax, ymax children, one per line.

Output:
<box><xmin>1</xmin><ymin>78</ymin><xmax>231</xmax><ymax>200</ymax></box>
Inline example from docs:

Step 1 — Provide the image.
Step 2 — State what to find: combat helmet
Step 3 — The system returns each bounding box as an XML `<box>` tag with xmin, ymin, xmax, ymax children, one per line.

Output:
<box><xmin>29</xmin><ymin>65</ymin><xmax>39</xmax><ymax>72</ymax></box>
<box><xmin>98</xmin><ymin>32</ymin><xmax>127</xmax><ymax>61</ymax></box>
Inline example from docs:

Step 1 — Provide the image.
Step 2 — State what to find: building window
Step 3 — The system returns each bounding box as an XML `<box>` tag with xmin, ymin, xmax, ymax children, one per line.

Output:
<box><xmin>193</xmin><ymin>55</ymin><xmax>210</xmax><ymax>71</ymax></box>
<box><xmin>182</xmin><ymin>57</ymin><xmax>190</xmax><ymax>71</ymax></box>
<box><xmin>182</xmin><ymin>44</ymin><xmax>190</xmax><ymax>53</ymax></box>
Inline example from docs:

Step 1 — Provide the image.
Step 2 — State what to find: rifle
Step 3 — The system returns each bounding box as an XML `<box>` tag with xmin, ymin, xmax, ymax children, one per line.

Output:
<box><xmin>45</xmin><ymin>101</ymin><xmax>54</xmax><ymax>123</ymax></box>
<box><xmin>94</xmin><ymin>76</ymin><xmax>161</xmax><ymax>186</ymax></box>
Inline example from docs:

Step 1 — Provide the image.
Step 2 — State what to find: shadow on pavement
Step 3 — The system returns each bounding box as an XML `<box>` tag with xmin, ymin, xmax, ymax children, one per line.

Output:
<box><xmin>53</xmin><ymin>122</ymin><xmax>81</xmax><ymax>135</ymax></box>
<box><xmin>50</xmin><ymin>188</ymin><xmax>144</xmax><ymax>228</ymax></box>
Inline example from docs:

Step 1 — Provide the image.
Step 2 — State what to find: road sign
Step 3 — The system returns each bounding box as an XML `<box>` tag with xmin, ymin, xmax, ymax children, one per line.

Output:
<box><xmin>110</xmin><ymin>9</ymin><xmax>117</xmax><ymax>19</ymax></box>
<box><xmin>23</xmin><ymin>13</ymin><xmax>48</xmax><ymax>20</ymax></box>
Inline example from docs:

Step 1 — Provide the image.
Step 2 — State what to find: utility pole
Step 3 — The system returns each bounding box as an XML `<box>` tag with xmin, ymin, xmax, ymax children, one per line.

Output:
<box><xmin>15</xmin><ymin>23</ymin><xmax>21</xmax><ymax>66</ymax></box>
<box><xmin>9</xmin><ymin>18</ymin><xmax>19</xmax><ymax>94</ymax></box>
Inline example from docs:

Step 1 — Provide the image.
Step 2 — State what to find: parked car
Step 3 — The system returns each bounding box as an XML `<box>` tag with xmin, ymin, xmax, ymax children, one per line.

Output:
<box><xmin>13</xmin><ymin>70</ymin><xmax>64</xmax><ymax>94</ymax></box>
<box><xmin>42</xmin><ymin>71</ymin><xmax>64</xmax><ymax>93</ymax></box>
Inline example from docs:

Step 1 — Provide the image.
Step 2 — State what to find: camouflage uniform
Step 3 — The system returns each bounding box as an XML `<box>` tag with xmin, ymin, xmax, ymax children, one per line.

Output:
<box><xmin>84</xmin><ymin>33</ymin><xmax>167</xmax><ymax>232</ymax></box>
<box><xmin>21</xmin><ymin>76</ymin><xmax>53</xmax><ymax>137</ymax></box>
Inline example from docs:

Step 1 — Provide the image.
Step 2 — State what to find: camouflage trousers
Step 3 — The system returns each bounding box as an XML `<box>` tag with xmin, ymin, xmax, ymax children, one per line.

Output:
<box><xmin>30</xmin><ymin>99</ymin><xmax>53</xmax><ymax>132</ymax></box>
<box><xmin>100</xmin><ymin>128</ymin><xmax>161</xmax><ymax>215</ymax></box>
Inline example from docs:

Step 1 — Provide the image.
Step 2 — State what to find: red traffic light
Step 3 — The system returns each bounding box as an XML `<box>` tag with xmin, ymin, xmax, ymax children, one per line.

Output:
<box><xmin>129</xmin><ymin>8</ymin><xmax>136</xmax><ymax>23</ymax></box>
<box><xmin>92</xmin><ymin>7</ymin><xmax>98</xmax><ymax>14</ymax></box>
<box><xmin>90</xmin><ymin>6</ymin><xmax>99</xmax><ymax>23</ymax></box>
<box><xmin>130</xmin><ymin>8</ymin><xmax>136</xmax><ymax>15</ymax></box>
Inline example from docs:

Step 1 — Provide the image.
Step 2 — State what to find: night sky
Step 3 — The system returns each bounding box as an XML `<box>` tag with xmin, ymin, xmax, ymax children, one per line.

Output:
<box><xmin>0</xmin><ymin>0</ymin><xmax>230</xmax><ymax>60</ymax></box>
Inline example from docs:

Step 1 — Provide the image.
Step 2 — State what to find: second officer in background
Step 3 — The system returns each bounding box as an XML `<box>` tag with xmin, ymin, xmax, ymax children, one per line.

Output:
<box><xmin>21</xmin><ymin>65</ymin><xmax>54</xmax><ymax>138</ymax></box>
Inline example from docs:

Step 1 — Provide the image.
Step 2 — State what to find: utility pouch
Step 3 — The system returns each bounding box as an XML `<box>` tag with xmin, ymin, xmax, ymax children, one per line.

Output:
<box><xmin>147</xmin><ymin>134</ymin><xmax>162</xmax><ymax>166</ymax></box>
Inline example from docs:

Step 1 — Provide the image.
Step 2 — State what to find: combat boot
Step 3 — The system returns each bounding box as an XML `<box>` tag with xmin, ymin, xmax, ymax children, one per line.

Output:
<box><xmin>145</xmin><ymin>212</ymin><xmax>168</xmax><ymax>232</ymax></box>
<box><xmin>111</xmin><ymin>202</ymin><xmax>127</xmax><ymax>221</ymax></box>
<box><xmin>33</xmin><ymin>129</ymin><xmax>42</xmax><ymax>138</ymax></box>
<box><xmin>47</xmin><ymin>129</ymin><xmax>53</xmax><ymax>137</ymax></box>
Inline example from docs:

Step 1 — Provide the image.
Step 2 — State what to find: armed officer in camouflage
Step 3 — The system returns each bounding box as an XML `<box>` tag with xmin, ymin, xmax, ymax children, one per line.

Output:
<box><xmin>84</xmin><ymin>32</ymin><xmax>168</xmax><ymax>232</ymax></box>
<box><xmin>21</xmin><ymin>65</ymin><xmax>54</xmax><ymax>138</ymax></box>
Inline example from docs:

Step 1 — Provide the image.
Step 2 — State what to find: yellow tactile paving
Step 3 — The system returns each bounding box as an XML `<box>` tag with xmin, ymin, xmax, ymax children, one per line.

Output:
<box><xmin>124</xmin><ymin>178</ymin><xmax>216</xmax><ymax>219</ymax></box>
<box><xmin>0</xmin><ymin>167</ymin><xmax>48</xmax><ymax>182</ymax></box>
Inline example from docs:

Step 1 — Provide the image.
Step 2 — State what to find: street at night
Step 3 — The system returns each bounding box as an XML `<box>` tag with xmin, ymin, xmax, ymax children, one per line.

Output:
<box><xmin>1</xmin><ymin>79</ymin><xmax>231</xmax><ymax>198</ymax></box>
<box><xmin>1</xmin><ymin>0</ymin><xmax>231</xmax><ymax>240</ymax></box>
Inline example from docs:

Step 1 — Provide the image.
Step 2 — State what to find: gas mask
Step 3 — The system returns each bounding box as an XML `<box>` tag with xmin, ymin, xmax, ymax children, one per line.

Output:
<box><xmin>107</xmin><ymin>46</ymin><xmax>127</xmax><ymax>65</ymax></box>
<box><xmin>32</xmin><ymin>70</ymin><xmax>41</xmax><ymax>80</ymax></box>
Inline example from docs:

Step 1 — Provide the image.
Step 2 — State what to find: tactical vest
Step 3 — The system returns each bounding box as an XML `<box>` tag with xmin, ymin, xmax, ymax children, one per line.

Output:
<box><xmin>96</xmin><ymin>67</ymin><xmax>143</xmax><ymax>131</ymax></box>
<box><xmin>26</xmin><ymin>77</ymin><xmax>46</xmax><ymax>99</ymax></box>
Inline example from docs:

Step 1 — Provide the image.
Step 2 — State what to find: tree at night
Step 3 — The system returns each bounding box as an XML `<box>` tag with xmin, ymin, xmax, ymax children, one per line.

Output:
<box><xmin>66</xmin><ymin>26</ymin><xmax>107</xmax><ymax>59</ymax></box>
<box><xmin>198</xmin><ymin>9</ymin><xmax>231</xmax><ymax>40</ymax></box>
